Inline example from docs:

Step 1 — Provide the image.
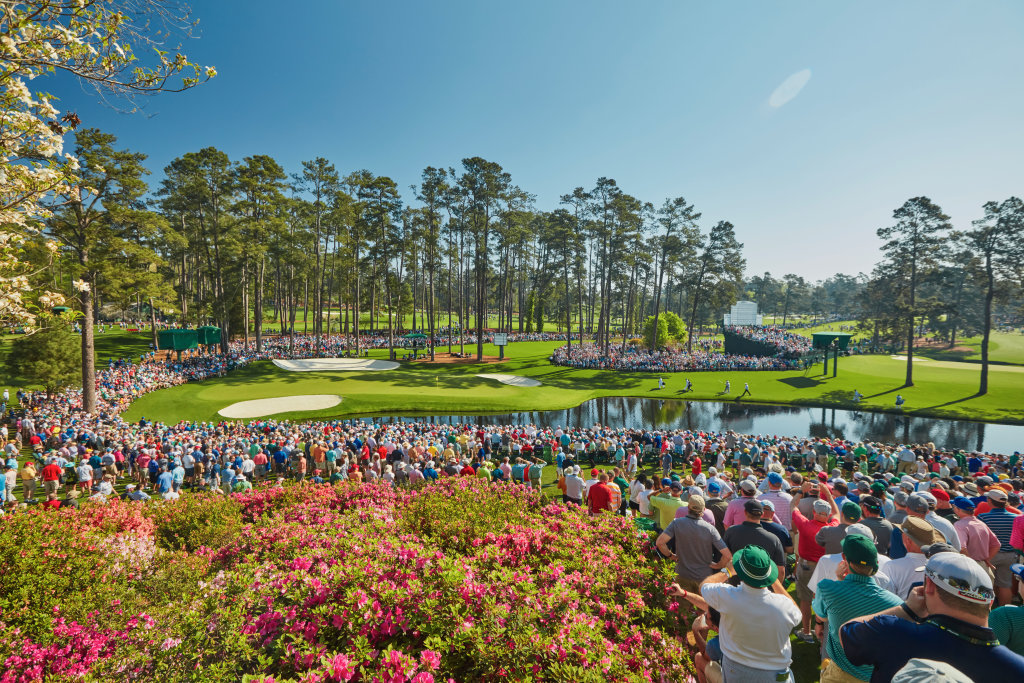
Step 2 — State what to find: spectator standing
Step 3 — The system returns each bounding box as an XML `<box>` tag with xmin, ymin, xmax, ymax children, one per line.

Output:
<box><xmin>989</xmin><ymin>563</ymin><xmax>1024</xmax><ymax>656</ymax></box>
<box><xmin>790</xmin><ymin>481</ymin><xmax>839</xmax><ymax>643</ymax></box>
<box><xmin>978</xmin><ymin>488</ymin><xmax>1019</xmax><ymax>605</ymax></box>
<box><xmin>700</xmin><ymin>546</ymin><xmax>801</xmax><ymax>682</ymax></box>
<box><xmin>813</xmin><ymin>534</ymin><xmax>902</xmax><ymax>682</ymax></box>
<box><xmin>656</xmin><ymin>495</ymin><xmax>731</xmax><ymax>591</ymax></box>
<box><xmin>839</xmin><ymin>553</ymin><xmax>1024</xmax><ymax>681</ymax></box>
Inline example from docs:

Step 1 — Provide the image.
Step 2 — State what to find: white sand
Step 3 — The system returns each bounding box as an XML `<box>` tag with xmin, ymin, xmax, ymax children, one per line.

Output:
<box><xmin>476</xmin><ymin>373</ymin><xmax>542</xmax><ymax>387</ymax></box>
<box><xmin>272</xmin><ymin>358</ymin><xmax>399</xmax><ymax>372</ymax></box>
<box><xmin>218</xmin><ymin>394</ymin><xmax>342</xmax><ymax>419</ymax></box>
<box><xmin>890</xmin><ymin>355</ymin><xmax>930</xmax><ymax>362</ymax></box>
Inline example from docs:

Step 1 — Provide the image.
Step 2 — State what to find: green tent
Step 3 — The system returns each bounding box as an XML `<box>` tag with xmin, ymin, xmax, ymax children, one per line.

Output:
<box><xmin>197</xmin><ymin>326</ymin><xmax>222</xmax><ymax>346</ymax></box>
<box><xmin>158</xmin><ymin>329</ymin><xmax>199</xmax><ymax>352</ymax></box>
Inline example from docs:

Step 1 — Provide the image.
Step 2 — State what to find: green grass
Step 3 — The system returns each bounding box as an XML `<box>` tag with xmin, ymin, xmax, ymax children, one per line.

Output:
<box><xmin>120</xmin><ymin>340</ymin><xmax>1024</xmax><ymax>425</ymax></box>
<box><xmin>915</xmin><ymin>330</ymin><xmax>1024</xmax><ymax>366</ymax></box>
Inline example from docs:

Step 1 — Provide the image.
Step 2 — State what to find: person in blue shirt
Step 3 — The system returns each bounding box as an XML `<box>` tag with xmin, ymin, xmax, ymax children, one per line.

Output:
<box><xmin>840</xmin><ymin>552</ymin><xmax>1024</xmax><ymax>682</ymax></box>
<box><xmin>156</xmin><ymin>467</ymin><xmax>174</xmax><ymax>494</ymax></box>
<box><xmin>423</xmin><ymin>462</ymin><xmax>438</xmax><ymax>481</ymax></box>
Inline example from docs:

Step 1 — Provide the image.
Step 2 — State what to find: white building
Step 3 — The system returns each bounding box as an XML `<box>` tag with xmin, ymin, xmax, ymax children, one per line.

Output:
<box><xmin>723</xmin><ymin>300</ymin><xmax>762</xmax><ymax>326</ymax></box>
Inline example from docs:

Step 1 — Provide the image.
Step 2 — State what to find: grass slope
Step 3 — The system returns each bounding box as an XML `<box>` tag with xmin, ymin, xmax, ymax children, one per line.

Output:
<box><xmin>122</xmin><ymin>340</ymin><xmax>1024</xmax><ymax>425</ymax></box>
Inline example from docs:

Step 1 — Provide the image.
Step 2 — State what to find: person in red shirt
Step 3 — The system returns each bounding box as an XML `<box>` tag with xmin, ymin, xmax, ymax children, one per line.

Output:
<box><xmin>691</xmin><ymin>454</ymin><xmax>702</xmax><ymax>478</ymax></box>
<box><xmin>41</xmin><ymin>458</ymin><xmax>63</xmax><ymax>496</ymax></box>
<box><xmin>43</xmin><ymin>492</ymin><xmax>61</xmax><ymax>509</ymax></box>
<box><xmin>789</xmin><ymin>480</ymin><xmax>839</xmax><ymax>643</ymax></box>
<box><xmin>459</xmin><ymin>462</ymin><xmax>475</xmax><ymax>477</ymax></box>
<box><xmin>587</xmin><ymin>473</ymin><xmax>614</xmax><ymax>515</ymax></box>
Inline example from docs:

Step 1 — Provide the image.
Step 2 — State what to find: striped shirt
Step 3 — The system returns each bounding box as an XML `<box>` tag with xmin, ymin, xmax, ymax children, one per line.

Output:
<box><xmin>813</xmin><ymin>573</ymin><xmax>902</xmax><ymax>680</ymax></box>
<box><xmin>979</xmin><ymin>508</ymin><xmax>1018</xmax><ymax>553</ymax></box>
<box><xmin>991</xmin><ymin>605</ymin><xmax>1024</xmax><ymax>656</ymax></box>
<box><xmin>758</xmin><ymin>488</ymin><xmax>794</xmax><ymax>530</ymax></box>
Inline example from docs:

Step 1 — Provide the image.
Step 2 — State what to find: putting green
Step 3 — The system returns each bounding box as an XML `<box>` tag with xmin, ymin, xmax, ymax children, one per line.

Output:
<box><xmin>121</xmin><ymin>341</ymin><xmax>1024</xmax><ymax>425</ymax></box>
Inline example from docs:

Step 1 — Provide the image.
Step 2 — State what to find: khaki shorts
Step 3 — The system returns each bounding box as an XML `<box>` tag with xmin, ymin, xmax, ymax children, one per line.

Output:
<box><xmin>676</xmin><ymin>576</ymin><xmax>704</xmax><ymax>593</ymax></box>
<box><xmin>796</xmin><ymin>559</ymin><xmax>817</xmax><ymax>602</ymax></box>
<box><xmin>820</xmin><ymin>659</ymin><xmax>862</xmax><ymax>683</ymax></box>
<box><xmin>992</xmin><ymin>551</ymin><xmax>1017</xmax><ymax>588</ymax></box>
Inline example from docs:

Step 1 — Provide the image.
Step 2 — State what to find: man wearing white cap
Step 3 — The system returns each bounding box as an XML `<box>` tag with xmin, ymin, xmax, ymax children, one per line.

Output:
<box><xmin>839</xmin><ymin>552</ymin><xmax>1024</xmax><ymax>681</ymax></box>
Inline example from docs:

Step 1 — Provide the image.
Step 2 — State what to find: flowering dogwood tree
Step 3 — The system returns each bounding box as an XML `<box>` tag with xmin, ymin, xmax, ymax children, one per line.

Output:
<box><xmin>0</xmin><ymin>0</ymin><xmax>213</xmax><ymax>328</ymax></box>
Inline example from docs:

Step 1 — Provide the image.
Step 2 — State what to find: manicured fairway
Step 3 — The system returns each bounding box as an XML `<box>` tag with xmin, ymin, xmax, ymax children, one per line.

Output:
<box><xmin>123</xmin><ymin>340</ymin><xmax>1024</xmax><ymax>424</ymax></box>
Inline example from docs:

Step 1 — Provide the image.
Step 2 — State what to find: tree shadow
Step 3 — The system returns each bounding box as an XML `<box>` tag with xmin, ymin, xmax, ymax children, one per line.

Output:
<box><xmin>922</xmin><ymin>393</ymin><xmax>983</xmax><ymax>410</ymax></box>
<box><xmin>778</xmin><ymin>377</ymin><xmax>823</xmax><ymax>389</ymax></box>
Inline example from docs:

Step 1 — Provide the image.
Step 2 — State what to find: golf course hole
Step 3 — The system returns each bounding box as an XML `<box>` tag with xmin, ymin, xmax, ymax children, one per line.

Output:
<box><xmin>272</xmin><ymin>358</ymin><xmax>399</xmax><ymax>372</ymax></box>
<box><xmin>218</xmin><ymin>394</ymin><xmax>342</xmax><ymax>418</ymax></box>
<box><xmin>476</xmin><ymin>373</ymin><xmax>542</xmax><ymax>387</ymax></box>
<box><xmin>890</xmin><ymin>355</ymin><xmax>930</xmax><ymax>362</ymax></box>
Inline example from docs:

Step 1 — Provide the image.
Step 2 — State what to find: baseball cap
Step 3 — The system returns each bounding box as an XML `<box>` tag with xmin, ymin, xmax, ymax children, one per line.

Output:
<box><xmin>861</xmin><ymin>495</ymin><xmax>882</xmax><ymax>512</ymax></box>
<box><xmin>842</xmin><ymin>501</ymin><xmax>862</xmax><ymax>521</ymax></box>
<box><xmin>900</xmin><ymin>517</ymin><xmax>943</xmax><ymax>548</ymax></box>
<box><xmin>661</xmin><ymin>477</ymin><xmax>672</xmax><ymax>486</ymax></box>
<box><xmin>929</xmin><ymin>488</ymin><xmax>950</xmax><ymax>502</ymax></box>
<box><xmin>591</xmin><ymin>468</ymin><xmax>600</xmax><ymax>476</ymax></box>
<box><xmin>986</xmin><ymin>489</ymin><xmax>1008</xmax><ymax>502</ymax></box>
<box><xmin>951</xmin><ymin>496</ymin><xmax>975</xmax><ymax>511</ymax></box>
<box><xmin>707</xmin><ymin>481</ymin><xmax>722</xmax><ymax>494</ymax></box>
<box><xmin>812</xmin><ymin>499</ymin><xmax>832</xmax><ymax>515</ymax></box>
<box><xmin>1011</xmin><ymin>563</ymin><xmax>1024</xmax><ymax>581</ymax></box>
<box><xmin>744</xmin><ymin>499</ymin><xmax>764</xmax><ymax>515</ymax></box>
<box><xmin>917</xmin><ymin>491</ymin><xmax>938</xmax><ymax>509</ymax></box>
<box><xmin>669</xmin><ymin>482</ymin><xmax>682</xmax><ymax>491</ymax></box>
<box><xmin>845</xmin><ymin>523</ymin><xmax>874</xmax><ymax>541</ymax></box>
<box><xmin>688</xmin><ymin>494</ymin><xmax>706</xmax><ymax>514</ymax></box>
<box><xmin>920</xmin><ymin>542</ymin><xmax>958</xmax><ymax>559</ymax></box>
<box><xmin>842</xmin><ymin>533</ymin><xmax>878</xmax><ymax>571</ymax></box>
<box><xmin>767</xmin><ymin>472</ymin><xmax>783</xmax><ymax>486</ymax></box>
<box><xmin>892</xmin><ymin>658</ymin><xmax>973</xmax><ymax>683</ymax></box>
<box><xmin>924</xmin><ymin>552</ymin><xmax>995</xmax><ymax>605</ymax></box>
<box><xmin>905</xmin><ymin>494</ymin><xmax>930</xmax><ymax>515</ymax></box>
<box><xmin>977</xmin><ymin>475</ymin><xmax>994</xmax><ymax>485</ymax></box>
<box><xmin>761</xmin><ymin>499</ymin><xmax>775</xmax><ymax>511</ymax></box>
<box><xmin>739</xmin><ymin>480</ymin><xmax>757</xmax><ymax>494</ymax></box>
<box><xmin>893</xmin><ymin>490</ymin><xmax>909</xmax><ymax>507</ymax></box>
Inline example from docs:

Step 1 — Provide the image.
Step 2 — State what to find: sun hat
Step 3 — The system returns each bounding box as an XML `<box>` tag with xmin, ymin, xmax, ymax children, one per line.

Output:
<box><xmin>732</xmin><ymin>546</ymin><xmax>778</xmax><ymax>589</ymax></box>
<box><xmin>962</xmin><ymin>482</ymin><xmax>979</xmax><ymax>496</ymax></box>
<box><xmin>924</xmin><ymin>552</ymin><xmax>995</xmax><ymax>605</ymax></box>
<box><xmin>842</xmin><ymin>533</ymin><xmax>879</xmax><ymax>571</ymax></box>
<box><xmin>900</xmin><ymin>517</ymin><xmax>943</xmax><ymax>548</ymax></box>
<box><xmin>842</xmin><ymin>501</ymin><xmax>862</xmax><ymax>521</ymax></box>
<box><xmin>812</xmin><ymin>498</ymin><xmax>831</xmax><ymax>515</ymax></box>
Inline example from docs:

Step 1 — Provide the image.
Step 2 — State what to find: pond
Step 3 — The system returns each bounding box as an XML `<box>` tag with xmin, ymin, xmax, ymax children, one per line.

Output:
<box><xmin>350</xmin><ymin>397</ymin><xmax>1024</xmax><ymax>455</ymax></box>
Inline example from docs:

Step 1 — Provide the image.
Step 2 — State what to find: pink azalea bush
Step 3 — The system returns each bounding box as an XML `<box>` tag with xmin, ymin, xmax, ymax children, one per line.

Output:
<box><xmin>0</xmin><ymin>479</ymin><xmax>692</xmax><ymax>681</ymax></box>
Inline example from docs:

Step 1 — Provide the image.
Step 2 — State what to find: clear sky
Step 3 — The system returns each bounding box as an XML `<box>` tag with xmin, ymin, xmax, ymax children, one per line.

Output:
<box><xmin>55</xmin><ymin>1</ymin><xmax>1024</xmax><ymax>281</ymax></box>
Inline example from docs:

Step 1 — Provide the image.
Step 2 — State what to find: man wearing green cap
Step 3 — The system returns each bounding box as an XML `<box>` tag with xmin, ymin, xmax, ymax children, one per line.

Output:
<box><xmin>813</xmin><ymin>535</ymin><xmax>902</xmax><ymax>682</ymax></box>
<box><xmin>700</xmin><ymin>545</ymin><xmax>802</xmax><ymax>682</ymax></box>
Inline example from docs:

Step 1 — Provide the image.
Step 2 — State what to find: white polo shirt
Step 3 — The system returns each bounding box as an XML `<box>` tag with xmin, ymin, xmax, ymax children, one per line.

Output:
<box><xmin>701</xmin><ymin>581</ymin><xmax>801</xmax><ymax>671</ymax></box>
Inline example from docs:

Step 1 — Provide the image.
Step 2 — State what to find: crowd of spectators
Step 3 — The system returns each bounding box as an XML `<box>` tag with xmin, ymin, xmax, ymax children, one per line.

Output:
<box><xmin>725</xmin><ymin>326</ymin><xmax>814</xmax><ymax>358</ymax></box>
<box><xmin>550</xmin><ymin>343</ymin><xmax>804</xmax><ymax>372</ymax></box>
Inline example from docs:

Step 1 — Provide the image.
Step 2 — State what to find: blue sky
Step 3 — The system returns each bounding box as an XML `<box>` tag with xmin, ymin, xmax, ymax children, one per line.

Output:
<box><xmin>56</xmin><ymin>1</ymin><xmax>1024</xmax><ymax>281</ymax></box>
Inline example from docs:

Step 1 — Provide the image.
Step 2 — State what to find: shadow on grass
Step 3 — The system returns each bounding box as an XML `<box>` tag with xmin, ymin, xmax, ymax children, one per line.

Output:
<box><xmin>778</xmin><ymin>377</ymin><xmax>824</xmax><ymax>389</ymax></box>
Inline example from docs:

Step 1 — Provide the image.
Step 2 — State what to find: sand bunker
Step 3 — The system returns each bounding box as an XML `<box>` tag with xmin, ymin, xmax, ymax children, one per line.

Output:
<box><xmin>476</xmin><ymin>373</ymin><xmax>542</xmax><ymax>387</ymax></box>
<box><xmin>219</xmin><ymin>394</ymin><xmax>342</xmax><ymax>418</ymax></box>
<box><xmin>272</xmin><ymin>358</ymin><xmax>399</xmax><ymax>372</ymax></box>
<box><xmin>890</xmin><ymin>355</ymin><xmax>930</xmax><ymax>362</ymax></box>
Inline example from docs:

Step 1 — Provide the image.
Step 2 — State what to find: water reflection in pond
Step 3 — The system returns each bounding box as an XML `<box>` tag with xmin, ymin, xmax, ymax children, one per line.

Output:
<box><xmin>352</xmin><ymin>397</ymin><xmax>1024</xmax><ymax>455</ymax></box>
